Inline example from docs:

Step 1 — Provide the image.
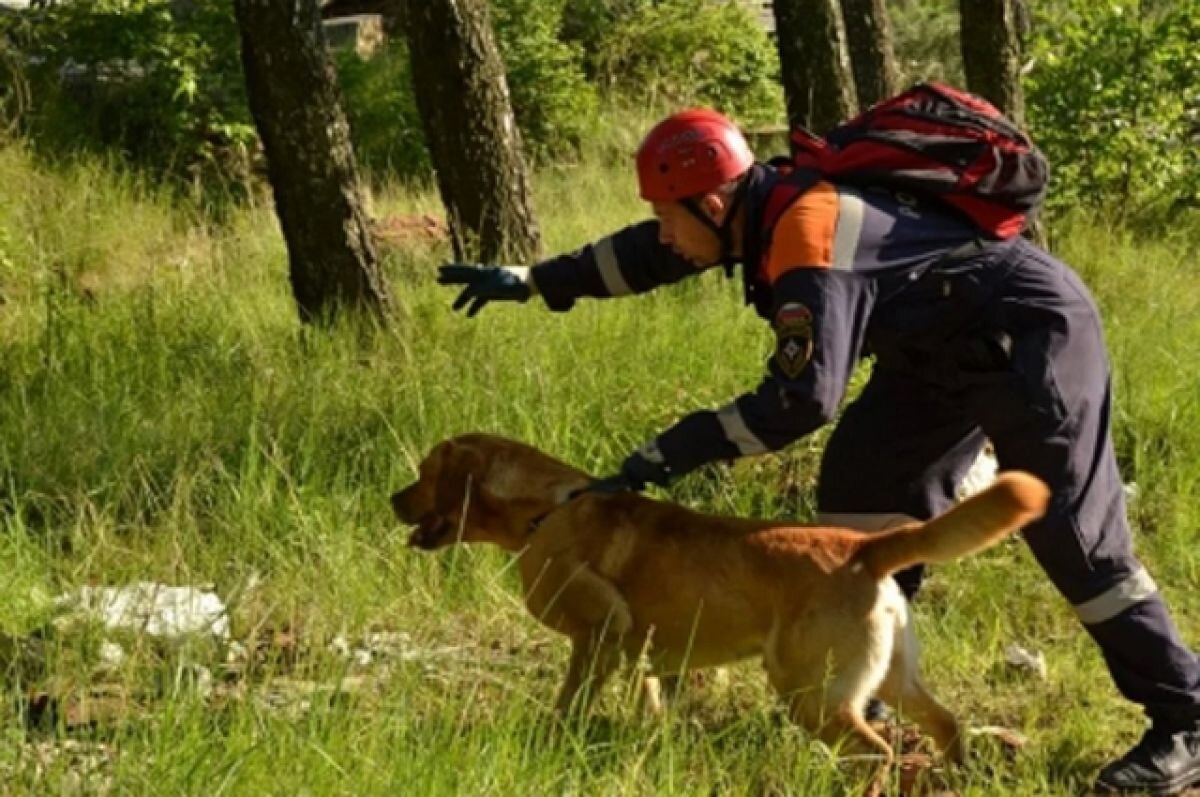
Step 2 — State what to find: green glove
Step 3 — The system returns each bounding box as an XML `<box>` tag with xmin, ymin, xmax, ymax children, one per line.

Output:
<box><xmin>438</xmin><ymin>263</ymin><xmax>534</xmax><ymax>317</ymax></box>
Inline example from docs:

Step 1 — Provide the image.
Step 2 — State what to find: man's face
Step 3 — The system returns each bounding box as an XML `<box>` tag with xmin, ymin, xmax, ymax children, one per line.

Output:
<box><xmin>652</xmin><ymin>198</ymin><xmax>722</xmax><ymax>268</ymax></box>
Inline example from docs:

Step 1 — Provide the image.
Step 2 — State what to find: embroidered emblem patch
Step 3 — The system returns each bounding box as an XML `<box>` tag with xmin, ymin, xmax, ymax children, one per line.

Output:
<box><xmin>774</xmin><ymin>302</ymin><xmax>814</xmax><ymax>379</ymax></box>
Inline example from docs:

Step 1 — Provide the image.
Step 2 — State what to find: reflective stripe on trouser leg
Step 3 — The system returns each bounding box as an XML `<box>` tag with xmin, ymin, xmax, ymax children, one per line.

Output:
<box><xmin>1073</xmin><ymin>565</ymin><xmax>1158</xmax><ymax>625</ymax></box>
<box><xmin>1018</xmin><ymin>496</ymin><xmax>1200</xmax><ymax>719</ymax></box>
<box><xmin>1084</xmin><ymin>592</ymin><xmax>1200</xmax><ymax>723</ymax></box>
<box><xmin>815</xmin><ymin>511</ymin><xmax>924</xmax><ymax>599</ymax></box>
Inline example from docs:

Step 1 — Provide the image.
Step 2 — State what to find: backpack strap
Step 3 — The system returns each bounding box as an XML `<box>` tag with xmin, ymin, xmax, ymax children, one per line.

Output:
<box><xmin>759</xmin><ymin>167</ymin><xmax>823</xmax><ymax>255</ymax></box>
<box><xmin>739</xmin><ymin>167</ymin><xmax>824</xmax><ymax>313</ymax></box>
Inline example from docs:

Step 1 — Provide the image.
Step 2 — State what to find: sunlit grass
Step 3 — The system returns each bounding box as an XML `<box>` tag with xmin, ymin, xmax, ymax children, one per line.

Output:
<box><xmin>0</xmin><ymin>139</ymin><xmax>1197</xmax><ymax>794</ymax></box>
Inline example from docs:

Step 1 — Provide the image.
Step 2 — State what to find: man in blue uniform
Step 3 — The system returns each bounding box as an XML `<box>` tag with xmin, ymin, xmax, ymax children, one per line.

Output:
<box><xmin>438</xmin><ymin>108</ymin><xmax>1200</xmax><ymax>794</ymax></box>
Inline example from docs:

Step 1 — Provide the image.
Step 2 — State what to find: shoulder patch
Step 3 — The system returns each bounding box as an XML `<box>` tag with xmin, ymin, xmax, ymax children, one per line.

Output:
<box><xmin>774</xmin><ymin>302</ymin><xmax>815</xmax><ymax>378</ymax></box>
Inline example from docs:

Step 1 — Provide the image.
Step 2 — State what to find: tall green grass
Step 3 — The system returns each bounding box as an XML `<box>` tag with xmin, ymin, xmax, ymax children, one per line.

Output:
<box><xmin>1</xmin><ymin>140</ymin><xmax>1198</xmax><ymax>794</ymax></box>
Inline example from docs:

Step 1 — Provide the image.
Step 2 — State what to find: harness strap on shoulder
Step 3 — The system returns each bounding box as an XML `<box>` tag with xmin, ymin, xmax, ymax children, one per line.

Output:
<box><xmin>760</xmin><ymin>168</ymin><xmax>823</xmax><ymax>251</ymax></box>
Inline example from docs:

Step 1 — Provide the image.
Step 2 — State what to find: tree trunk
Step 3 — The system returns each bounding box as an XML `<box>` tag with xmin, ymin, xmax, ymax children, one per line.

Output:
<box><xmin>959</xmin><ymin>0</ymin><xmax>1026</xmax><ymax>126</ymax></box>
<box><xmin>839</xmin><ymin>0</ymin><xmax>899</xmax><ymax>109</ymax></box>
<box><xmin>772</xmin><ymin>0</ymin><xmax>858</xmax><ymax>133</ymax></box>
<box><xmin>402</xmin><ymin>0</ymin><xmax>541</xmax><ymax>263</ymax></box>
<box><xmin>233</xmin><ymin>0</ymin><xmax>389</xmax><ymax>324</ymax></box>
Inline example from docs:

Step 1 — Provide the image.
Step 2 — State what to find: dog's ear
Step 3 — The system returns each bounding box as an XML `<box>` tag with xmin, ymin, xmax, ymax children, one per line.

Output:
<box><xmin>453</xmin><ymin>446</ymin><xmax>551</xmax><ymax>527</ymax></box>
<box><xmin>476</xmin><ymin>446</ymin><xmax>587</xmax><ymax>506</ymax></box>
<box><xmin>432</xmin><ymin>440</ymin><xmax>488</xmax><ymax>513</ymax></box>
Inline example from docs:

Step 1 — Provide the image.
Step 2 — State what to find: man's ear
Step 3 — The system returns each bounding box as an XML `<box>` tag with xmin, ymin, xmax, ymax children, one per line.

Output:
<box><xmin>699</xmin><ymin>191</ymin><xmax>727</xmax><ymax>223</ymax></box>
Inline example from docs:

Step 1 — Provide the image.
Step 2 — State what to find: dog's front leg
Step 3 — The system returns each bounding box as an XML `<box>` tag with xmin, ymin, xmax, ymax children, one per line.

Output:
<box><xmin>555</xmin><ymin>634</ymin><xmax>621</xmax><ymax>716</ymax></box>
<box><xmin>525</xmin><ymin>557</ymin><xmax>632</xmax><ymax>717</ymax></box>
<box><xmin>525</xmin><ymin>558</ymin><xmax>633</xmax><ymax>638</ymax></box>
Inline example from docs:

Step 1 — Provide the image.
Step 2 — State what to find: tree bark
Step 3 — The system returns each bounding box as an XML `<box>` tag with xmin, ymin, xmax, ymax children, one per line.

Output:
<box><xmin>772</xmin><ymin>0</ymin><xmax>858</xmax><ymax>133</ymax></box>
<box><xmin>961</xmin><ymin>0</ymin><xmax>1043</xmax><ymax>242</ymax></box>
<box><xmin>959</xmin><ymin>0</ymin><xmax>1026</xmax><ymax>126</ymax></box>
<box><xmin>839</xmin><ymin>0</ymin><xmax>899</xmax><ymax>109</ymax></box>
<box><xmin>233</xmin><ymin>0</ymin><xmax>389</xmax><ymax>324</ymax></box>
<box><xmin>402</xmin><ymin>0</ymin><xmax>541</xmax><ymax>263</ymax></box>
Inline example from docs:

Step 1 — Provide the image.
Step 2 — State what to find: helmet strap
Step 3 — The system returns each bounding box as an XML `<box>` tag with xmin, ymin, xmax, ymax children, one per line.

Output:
<box><xmin>681</xmin><ymin>177</ymin><xmax>747</xmax><ymax>271</ymax></box>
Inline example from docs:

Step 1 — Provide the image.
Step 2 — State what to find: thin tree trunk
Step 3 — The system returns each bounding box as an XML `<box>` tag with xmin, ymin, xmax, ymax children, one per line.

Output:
<box><xmin>959</xmin><ymin>0</ymin><xmax>1026</xmax><ymax>125</ymax></box>
<box><xmin>960</xmin><ymin>0</ymin><xmax>1044</xmax><ymax>243</ymax></box>
<box><xmin>840</xmin><ymin>0</ymin><xmax>899</xmax><ymax>109</ymax></box>
<box><xmin>772</xmin><ymin>0</ymin><xmax>858</xmax><ymax>133</ymax></box>
<box><xmin>234</xmin><ymin>0</ymin><xmax>389</xmax><ymax>324</ymax></box>
<box><xmin>402</xmin><ymin>0</ymin><xmax>541</xmax><ymax>263</ymax></box>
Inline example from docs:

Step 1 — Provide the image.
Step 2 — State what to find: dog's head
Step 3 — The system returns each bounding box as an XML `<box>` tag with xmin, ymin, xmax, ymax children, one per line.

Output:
<box><xmin>391</xmin><ymin>434</ymin><xmax>591</xmax><ymax>552</ymax></box>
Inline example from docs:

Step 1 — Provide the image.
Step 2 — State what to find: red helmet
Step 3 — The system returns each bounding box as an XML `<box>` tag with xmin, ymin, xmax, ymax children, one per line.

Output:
<box><xmin>635</xmin><ymin>109</ymin><xmax>755</xmax><ymax>202</ymax></box>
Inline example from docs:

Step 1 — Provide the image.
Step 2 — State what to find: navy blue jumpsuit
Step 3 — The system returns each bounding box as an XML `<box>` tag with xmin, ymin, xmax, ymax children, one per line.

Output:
<box><xmin>530</xmin><ymin>163</ymin><xmax>1200</xmax><ymax>724</ymax></box>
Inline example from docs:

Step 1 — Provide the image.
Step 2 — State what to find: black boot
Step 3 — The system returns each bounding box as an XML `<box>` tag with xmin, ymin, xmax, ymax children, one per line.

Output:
<box><xmin>1096</xmin><ymin>720</ymin><xmax>1200</xmax><ymax>795</ymax></box>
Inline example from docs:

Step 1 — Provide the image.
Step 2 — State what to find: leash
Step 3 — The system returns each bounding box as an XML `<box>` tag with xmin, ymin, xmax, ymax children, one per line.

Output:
<box><xmin>526</xmin><ymin>482</ymin><xmax>598</xmax><ymax>535</ymax></box>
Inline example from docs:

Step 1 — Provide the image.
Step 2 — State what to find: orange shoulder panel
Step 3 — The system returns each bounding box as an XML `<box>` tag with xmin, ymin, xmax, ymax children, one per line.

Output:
<box><xmin>762</xmin><ymin>180</ymin><xmax>839</xmax><ymax>285</ymax></box>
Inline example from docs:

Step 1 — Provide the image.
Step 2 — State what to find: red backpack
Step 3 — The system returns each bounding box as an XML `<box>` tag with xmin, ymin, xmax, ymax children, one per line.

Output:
<box><xmin>765</xmin><ymin>82</ymin><xmax>1049</xmax><ymax>240</ymax></box>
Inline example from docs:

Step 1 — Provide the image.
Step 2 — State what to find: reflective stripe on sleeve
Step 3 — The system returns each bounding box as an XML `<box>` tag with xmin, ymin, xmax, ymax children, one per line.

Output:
<box><xmin>831</xmin><ymin>188</ymin><xmax>865</xmax><ymax>270</ymax></box>
<box><xmin>1074</xmin><ymin>566</ymin><xmax>1159</xmax><ymax>625</ymax></box>
<box><xmin>637</xmin><ymin>439</ymin><xmax>665</xmax><ymax>465</ymax></box>
<box><xmin>512</xmin><ymin>265</ymin><xmax>539</xmax><ymax>296</ymax></box>
<box><xmin>715</xmin><ymin>402</ymin><xmax>770</xmax><ymax>456</ymax></box>
<box><xmin>594</xmin><ymin>236</ymin><xmax>633</xmax><ymax>296</ymax></box>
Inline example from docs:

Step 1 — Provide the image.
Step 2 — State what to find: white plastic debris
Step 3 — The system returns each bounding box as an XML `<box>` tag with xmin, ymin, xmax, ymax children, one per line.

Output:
<box><xmin>98</xmin><ymin>640</ymin><xmax>126</xmax><ymax>670</ymax></box>
<box><xmin>327</xmin><ymin>630</ymin><xmax>465</xmax><ymax>666</ymax></box>
<box><xmin>957</xmin><ymin>447</ymin><xmax>1000</xmax><ymax>500</ymax></box>
<box><xmin>225</xmin><ymin>640</ymin><xmax>250</xmax><ymax>666</ymax></box>
<box><xmin>968</xmin><ymin>725</ymin><xmax>1028</xmax><ymax>748</ymax></box>
<box><xmin>174</xmin><ymin>663</ymin><xmax>214</xmax><ymax>699</ymax></box>
<box><xmin>329</xmin><ymin>633</ymin><xmax>374</xmax><ymax>666</ymax></box>
<box><xmin>56</xmin><ymin>582</ymin><xmax>230</xmax><ymax>640</ymax></box>
<box><xmin>1003</xmin><ymin>643</ymin><xmax>1047</xmax><ymax>680</ymax></box>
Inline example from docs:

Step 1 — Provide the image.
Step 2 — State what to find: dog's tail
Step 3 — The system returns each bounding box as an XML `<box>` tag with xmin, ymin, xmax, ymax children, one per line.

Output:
<box><xmin>855</xmin><ymin>472</ymin><xmax>1050</xmax><ymax>580</ymax></box>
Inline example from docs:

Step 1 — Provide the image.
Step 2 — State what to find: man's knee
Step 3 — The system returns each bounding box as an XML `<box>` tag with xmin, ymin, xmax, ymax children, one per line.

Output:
<box><xmin>1021</xmin><ymin>512</ymin><xmax>1137</xmax><ymax>609</ymax></box>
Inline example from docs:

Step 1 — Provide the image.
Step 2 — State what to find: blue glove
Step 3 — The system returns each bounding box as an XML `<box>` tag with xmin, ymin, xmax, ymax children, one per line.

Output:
<box><xmin>585</xmin><ymin>450</ymin><xmax>673</xmax><ymax>495</ymax></box>
<box><xmin>438</xmin><ymin>263</ymin><xmax>533</xmax><ymax>317</ymax></box>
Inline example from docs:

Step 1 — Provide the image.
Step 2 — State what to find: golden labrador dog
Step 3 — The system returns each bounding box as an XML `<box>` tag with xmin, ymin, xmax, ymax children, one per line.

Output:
<box><xmin>391</xmin><ymin>433</ymin><xmax>1048</xmax><ymax>767</ymax></box>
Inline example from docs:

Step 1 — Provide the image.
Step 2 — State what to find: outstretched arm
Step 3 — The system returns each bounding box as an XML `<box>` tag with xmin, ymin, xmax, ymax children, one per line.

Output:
<box><xmin>530</xmin><ymin>220</ymin><xmax>699</xmax><ymax>311</ymax></box>
<box><xmin>438</xmin><ymin>220</ymin><xmax>700</xmax><ymax>316</ymax></box>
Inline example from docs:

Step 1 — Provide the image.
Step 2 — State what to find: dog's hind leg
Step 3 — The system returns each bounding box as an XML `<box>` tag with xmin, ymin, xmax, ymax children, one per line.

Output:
<box><xmin>635</xmin><ymin>673</ymin><xmax>687</xmax><ymax>718</ymax></box>
<box><xmin>638</xmin><ymin>675</ymin><xmax>666</xmax><ymax>717</ymax></box>
<box><xmin>779</xmin><ymin>687</ymin><xmax>895</xmax><ymax>796</ymax></box>
<box><xmin>640</xmin><ymin>668</ymin><xmax>728</xmax><ymax>717</ymax></box>
<box><xmin>876</xmin><ymin>618</ymin><xmax>964</xmax><ymax>763</ymax></box>
<box><xmin>779</xmin><ymin>686</ymin><xmax>895</xmax><ymax>761</ymax></box>
<box><xmin>766</xmin><ymin>612</ymin><xmax>895</xmax><ymax>790</ymax></box>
